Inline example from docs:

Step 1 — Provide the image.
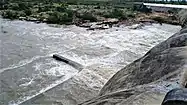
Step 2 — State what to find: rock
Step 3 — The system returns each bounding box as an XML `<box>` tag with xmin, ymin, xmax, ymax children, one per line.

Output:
<box><xmin>95</xmin><ymin>18</ymin><xmax>119</xmax><ymax>28</ymax></box>
<box><xmin>80</xmin><ymin>86</ymin><xmax>165</xmax><ymax>105</ymax></box>
<box><xmin>35</xmin><ymin>21</ymin><xmax>41</xmax><ymax>24</ymax></box>
<box><xmin>162</xmin><ymin>88</ymin><xmax>187</xmax><ymax>105</ymax></box>
<box><xmin>139</xmin><ymin>19</ymin><xmax>155</xmax><ymax>24</ymax></box>
<box><xmin>19</xmin><ymin>17</ymin><xmax>26</xmax><ymax>20</ymax></box>
<box><xmin>129</xmin><ymin>23</ymin><xmax>145</xmax><ymax>29</ymax></box>
<box><xmin>26</xmin><ymin>17</ymin><xmax>38</xmax><ymax>22</ymax></box>
<box><xmin>43</xmin><ymin>19</ymin><xmax>47</xmax><ymax>22</ymax></box>
<box><xmin>138</xmin><ymin>4</ymin><xmax>152</xmax><ymax>13</ymax></box>
<box><xmin>1</xmin><ymin>26</ymin><xmax>7</xmax><ymax>33</ymax></box>
<box><xmin>87</xmin><ymin>24</ymin><xmax>109</xmax><ymax>30</ymax></box>
<box><xmin>2</xmin><ymin>30</ymin><xmax>7</xmax><ymax>33</ymax></box>
<box><xmin>80</xmin><ymin>22</ymin><xmax>187</xmax><ymax>105</ymax></box>
<box><xmin>97</xmin><ymin>18</ymin><xmax>119</xmax><ymax>25</ymax></box>
<box><xmin>79</xmin><ymin>23</ymin><xmax>92</xmax><ymax>28</ymax></box>
<box><xmin>76</xmin><ymin>22</ymin><xmax>110</xmax><ymax>30</ymax></box>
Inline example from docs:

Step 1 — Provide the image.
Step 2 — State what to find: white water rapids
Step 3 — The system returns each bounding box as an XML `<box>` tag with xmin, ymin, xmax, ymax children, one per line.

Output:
<box><xmin>0</xmin><ymin>18</ymin><xmax>181</xmax><ymax>105</ymax></box>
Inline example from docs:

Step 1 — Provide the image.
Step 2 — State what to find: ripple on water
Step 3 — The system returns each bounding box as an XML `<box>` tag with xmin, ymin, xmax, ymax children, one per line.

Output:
<box><xmin>0</xmin><ymin>18</ymin><xmax>181</xmax><ymax>105</ymax></box>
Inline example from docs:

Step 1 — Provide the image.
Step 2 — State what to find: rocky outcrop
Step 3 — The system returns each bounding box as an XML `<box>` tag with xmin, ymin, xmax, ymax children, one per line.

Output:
<box><xmin>80</xmin><ymin>11</ymin><xmax>187</xmax><ymax>105</ymax></box>
<box><xmin>162</xmin><ymin>88</ymin><xmax>187</xmax><ymax>105</ymax></box>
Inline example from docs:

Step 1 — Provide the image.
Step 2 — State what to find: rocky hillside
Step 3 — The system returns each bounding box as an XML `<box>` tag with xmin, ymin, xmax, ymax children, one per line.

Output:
<box><xmin>80</xmin><ymin>10</ymin><xmax>187</xmax><ymax>105</ymax></box>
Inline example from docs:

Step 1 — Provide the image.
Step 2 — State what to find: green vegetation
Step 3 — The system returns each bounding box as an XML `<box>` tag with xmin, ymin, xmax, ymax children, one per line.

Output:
<box><xmin>76</xmin><ymin>13</ymin><xmax>97</xmax><ymax>22</ymax></box>
<box><xmin>47</xmin><ymin>11</ymin><xmax>73</xmax><ymax>24</ymax></box>
<box><xmin>103</xmin><ymin>8</ymin><xmax>135</xmax><ymax>20</ymax></box>
<box><xmin>0</xmin><ymin>0</ymin><xmax>137</xmax><ymax>25</ymax></box>
<box><xmin>2</xmin><ymin>10</ymin><xmax>26</xmax><ymax>19</ymax></box>
<box><xmin>0</xmin><ymin>1</ymin><xmax>75</xmax><ymax>24</ymax></box>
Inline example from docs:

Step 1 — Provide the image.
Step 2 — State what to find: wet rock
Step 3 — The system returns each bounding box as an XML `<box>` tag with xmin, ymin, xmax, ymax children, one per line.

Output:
<box><xmin>26</xmin><ymin>17</ymin><xmax>38</xmax><ymax>22</ymax></box>
<box><xmin>19</xmin><ymin>17</ymin><xmax>27</xmax><ymax>20</ymax></box>
<box><xmin>79</xmin><ymin>23</ymin><xmax>92</xmax><ymax>28</ymax></box>
<box><xmin>129</xmin><ymin>23</ymin><xmax>145</xmax><ymax>29</ymax></box>
<box><xmin>87</xmin><ymin>24</ymin><xmax>109</xmax><ymax>30</ymax></box>
<box><xmin>94</xmin><ymin>19</ymin><xmax>119</xmax><ymax>28</ymax></box>
<box><xmin>138</xmin><ymin>4</ymin><xmax>152</xmax><ymax>13</ymax></box>
<box><xmin>162</xmin><ymin>88</ymin><xmax>187</xmax><ymax>105</ymax></box>
<box><xmin>139</xmin><ymin>19</ymin><xmax>155</xmax><ymax>24</ymax></box>
<box><xmin>1</xmin><ymin>26</ymin><xmax>7</xmax><ymax>33</ymax></box>
<box><xmin>96</xmin><ymin>19</ymin><xmax>119</xmax><ymax>25</ymax></box>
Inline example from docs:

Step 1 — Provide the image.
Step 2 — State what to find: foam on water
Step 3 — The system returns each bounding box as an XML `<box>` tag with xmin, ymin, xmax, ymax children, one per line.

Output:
<box><xmin>5</xmin><ymin>56</ymin><xmax>79</xmax><ymax>105</ymax></box>
<box><xmin>0</xmin><ymin>55</ymin><xmax>51</xmax><ymax>73</ymax></box>
<box><xmin>0</xmin><ymin>18</ymin><xmax>182</xmax><ymax>105</ymax></box>
<box><xmin>9</xmin><ymin>72</ymin><xmax>79</xmax><ymax>105</ymax></box>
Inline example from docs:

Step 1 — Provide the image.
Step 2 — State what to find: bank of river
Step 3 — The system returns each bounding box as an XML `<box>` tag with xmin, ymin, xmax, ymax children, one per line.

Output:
<box><xmin>0</xmin><ymin>18</ymin><xmax>181</xmax><ymax>105</ymax></box>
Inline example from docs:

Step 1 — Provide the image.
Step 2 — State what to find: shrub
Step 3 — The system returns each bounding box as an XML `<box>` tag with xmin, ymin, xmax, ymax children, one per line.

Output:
<box><xmin>18</xmin><ymin>2</ymin><xmax>29</xmax><ymax>10</ymax></box>
<box><xmin>10</xmin><ymin>3</ymin><xmax>20</xmax><ymax>10</ymax></box>
<box><xmin>103</xmin><ymin>9</ymin><xmax>127</xmax><ymax>20</ymax></box>
<box><xmin>77</xmin><ymin>13</ymin><xmax>97</xmax><ymax>22</ymax></box>
<box><xmin>24</xmin><ymin>9</ymin><xmax>32</xmax><ymax>16</ymax></box>
<box><xmin>2</xmin><ymin>10</ymin><xmax>26</xmax><ymax>19</ymax></box>
<box><xmin>47</xmin><ymin>11</ymin><xmax>73</xmax><ymax>24</ymax></box>
<box><xmin>65</xmin><ymin>9</ymin><xmax>73</xmax><ymax>17</ymax></box>
<box><xmin>38</xmin><ymin>5</ymin><xmax>51</xmax><ymax>12</ymax></box>
<box><xmin>0</xmin><ymin>3</ymin><xmax>8</xmax><ymax>10</ymax></box>
<box><xmin>152</xmin><ymin>16</ymin><xmax>165</xmax><ymax>23</ymax></box>
<box><xmin>56</xmin><ymin>5</ymin><xmax>66</xmax><ymax>12</ymax></box>
<box><xmin>112</xmin><ymin>9</ymin><xmax>127</xmax><ymax>19</ymax></box>
<box><xmin>66</xmin><ymin>0</ymin><xmax>78</xmax><ymax>5</ymax></box>
<box><xmin>8</xmin><ymin>2</ymin><xmax>32</xmax><ymax>11</ymax></box>
<box><xmin>126</xmin><ymin>11</ymin><xmax>135</xmax><ymax>18</ymax></box>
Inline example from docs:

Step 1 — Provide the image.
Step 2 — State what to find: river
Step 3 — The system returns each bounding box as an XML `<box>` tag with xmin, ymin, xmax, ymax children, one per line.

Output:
<box><xmin>0</xmin><ymin>18</ymin><xmax>181</xmax><ymax>105</ymax></box>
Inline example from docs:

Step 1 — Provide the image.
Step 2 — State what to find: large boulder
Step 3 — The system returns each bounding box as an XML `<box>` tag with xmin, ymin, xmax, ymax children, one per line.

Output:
<box><xmin>80</xmin><ymin>23</ymin><xmax>187</xmax><ymax>105</ymax></box>
<box><xmin>162</xmin><ymin>88</ymin><xmax>187</xmax><ymax>105</ymax></box>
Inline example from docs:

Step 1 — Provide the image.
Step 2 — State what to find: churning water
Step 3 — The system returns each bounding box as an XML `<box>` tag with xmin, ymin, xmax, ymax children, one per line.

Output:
<box><xmin>0</xmin><ymin>18</ymin><xmax>181</xmax><ymax>105</ymax></box>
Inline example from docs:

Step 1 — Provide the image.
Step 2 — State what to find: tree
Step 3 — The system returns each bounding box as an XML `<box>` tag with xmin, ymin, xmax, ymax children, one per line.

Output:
<box><xmin>47</xmin><ymin>11</ymin><xmax>73</xmax><ymax>24</ymax></box>
<box><xmin>18</xmin><ymin>2</ymin><xmax>28</xmax><ymax>10</ymax></box>
<box><xmin>24</xmin><ymin>9</ymin><xmax>32</xmax><ymax>16</ymax></box>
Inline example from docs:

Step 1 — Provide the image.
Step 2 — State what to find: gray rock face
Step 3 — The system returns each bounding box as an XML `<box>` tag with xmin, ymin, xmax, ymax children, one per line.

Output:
<box><xmin>162</xmin><ymin>88</ymin><xmax>187</xmax><ymax>105</ymax></box>
<box><xmin>81</xmin><ymin>24</ymin><xmax>187</xmax><ymax>105</ymax></box>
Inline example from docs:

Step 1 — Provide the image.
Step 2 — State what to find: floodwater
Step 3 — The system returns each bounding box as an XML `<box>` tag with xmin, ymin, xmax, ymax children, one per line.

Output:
<box><xmin>0</xmin><ymin>18</ymin><xmax>181</xmax><ymax>105</ymax></box>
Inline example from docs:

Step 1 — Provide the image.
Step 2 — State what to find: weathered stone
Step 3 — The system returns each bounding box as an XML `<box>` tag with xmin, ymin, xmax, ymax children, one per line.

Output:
<box><xmin>129</xmin><ymin>23</ymin><xmax>145</xmax><ymax>29</ymax></box>
<box><xmin>162</xmin><ymin>88</ymin><xmax>187</xmax><ymax>105</ymax></box>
